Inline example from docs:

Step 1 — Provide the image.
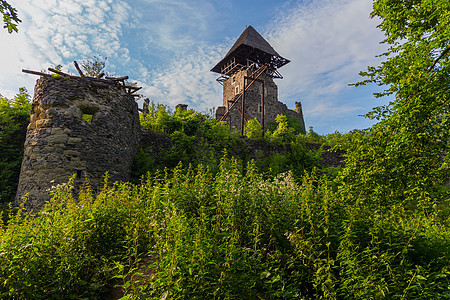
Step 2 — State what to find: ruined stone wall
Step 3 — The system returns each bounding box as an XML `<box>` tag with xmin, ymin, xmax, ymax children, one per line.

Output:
<box><xmin>16</xmin><ymin>76</ymin><xmax>140</xmax><ymax>211</ymax></box>
<box><xmin>218</xmin><ymin>69</ymin><xmax>305</xmax><ymax>133</ymax></box>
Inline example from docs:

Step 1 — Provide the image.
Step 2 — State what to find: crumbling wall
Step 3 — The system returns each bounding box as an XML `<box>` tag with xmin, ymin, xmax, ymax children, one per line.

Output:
<box><xmin>16</xmin><ymin>76</ymin><xmax>140</xmax><ymax>211</ymax></box>
<box><xmin>217</xmin><ymin>69</ymin><xmax>305</xmax><ymax>133</ymax></box>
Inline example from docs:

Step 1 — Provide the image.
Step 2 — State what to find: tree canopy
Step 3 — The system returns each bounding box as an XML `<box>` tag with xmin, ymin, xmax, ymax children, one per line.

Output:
<box><xmin>340</xmin><ymin>0</ymin><xmax>450</xmax><ymax>208</ymax></box>
<box><xmin>0</xmin><ymin>0</ymin><xmax>21</xmax><ymax>33</ymax></box>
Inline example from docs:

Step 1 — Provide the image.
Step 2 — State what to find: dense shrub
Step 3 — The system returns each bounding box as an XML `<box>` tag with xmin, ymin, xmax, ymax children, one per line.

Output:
<box><xmin>1</xmin><ymin>159</ymin><xmax>448</xmax><ymax>299</ymax></box>
<box><xmin>0</xmin><ymin>88</ymin><xmax>31</xmax><ymax>204</ymax></box>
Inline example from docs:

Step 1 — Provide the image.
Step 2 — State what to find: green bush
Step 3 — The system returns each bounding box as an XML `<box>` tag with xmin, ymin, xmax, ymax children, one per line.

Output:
<box><xmin>0</xmin><ymin>88</ymin><xmax>31</xmax><ymax>204</ymax></box>
<box><xmin>244</xmin><ymin>118</ymin><xmax>263</xmax><ymax>140</ymax></box>
<box><xmin>0</xmin><ymin>159</ymin><xmax>448</xmax><ymax>299</ymax></box>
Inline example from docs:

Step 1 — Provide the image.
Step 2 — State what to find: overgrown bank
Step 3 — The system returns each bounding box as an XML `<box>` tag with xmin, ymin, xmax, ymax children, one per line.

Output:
<box><xmin>1</xmin><ymin>159</ymin><xmax>448</xmax><ymax>299</ymax></box>
<box><xmin>1</xmin><ymin>0</ymin><xmax>449</xmax><ymax>297</ymax></box>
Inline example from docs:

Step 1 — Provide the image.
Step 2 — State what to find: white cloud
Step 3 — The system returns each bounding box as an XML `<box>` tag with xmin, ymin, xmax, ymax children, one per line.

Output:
<box><xmin>136</xmin><ymin>44</ymin><xmax>226</xmax><ymax>111</ymax></box>
<box><xmin>265</xmin><ymin>0</ymin><xmax>387</xmax><ymax>120</ymax></box>
<box><xmin>0</xmin><ymin>0</ymin><xmax>388</xmax><ymax>134</ymax></box>
<box><xmin>0</xmin><ymin>0</ymin><xmax>132</xmax><ymax>97</ymax></box>
<box><xmin>131</xmin><ymin>0</ymin><xmax>216</xmax><ymax>56</ymax></box>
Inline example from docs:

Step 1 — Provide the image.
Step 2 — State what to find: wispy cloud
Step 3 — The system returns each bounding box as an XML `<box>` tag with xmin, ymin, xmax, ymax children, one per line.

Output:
<box><xmin>137</xmin><ymin>44</ymin><xmax>226</xmax><ymax>111</ymax></box>
<box><xmin>265</xmin><ymin>0</ymin><xmax>387</xmax><ymax>120</ymax></box>
<box><xmin>129</xmin><ymin>0</ymin><xmax>217</xmax><ymax>61</ymax></box>
<box><xmin>0</xmin><ymin>0</ymin><xmax>387</xmax><ymax>134</ymax></box>
<box><xmin>0</xmin><ymin>0</ymin><xmax>132</xmax><ymax>97</ymax></box>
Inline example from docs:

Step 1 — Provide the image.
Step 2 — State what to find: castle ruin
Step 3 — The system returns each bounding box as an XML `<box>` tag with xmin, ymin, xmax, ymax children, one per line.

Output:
<box><xmin>15</xmin><ymin>73</ymin><xmax>141</xmax><ymax>211</ymax></box>
<box><xmin>211</xmin><ymin>26</ymin><xmax>305</xmax><ymax>134</ymax></box>
<box><xmin>15</xmin><ymin>26</ymin><xmax>308</xmax><ymax>211</ymax></box>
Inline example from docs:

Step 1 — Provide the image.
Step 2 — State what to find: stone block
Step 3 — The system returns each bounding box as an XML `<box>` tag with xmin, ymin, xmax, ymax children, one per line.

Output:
<box><xmin>47</xmin><ymin>134</ymin><xmax>68</xmax><ymax>144</ymax></box>
<box><xmin>27</xmin><ymin>123</ymin><xmax>36</xmax><ymax>130</ymax></box>
<box><xmin>35</xmin><ymin>119</ymin><xmax>52</xmax><ymax>128</ymax></box>
<box><xmin>67</xmin><ymin>137</ymin><xmax>82</xmax><ymax>144</ymax></box>
<box><xmin>51</xmin><ymin>127</ymin><xmax>65</xmax><ymax>135</ymax></box>
<box><xmin>64</xmin><ymin>150</ymin><xmax>81</xmax><ymax>156</ymax></box>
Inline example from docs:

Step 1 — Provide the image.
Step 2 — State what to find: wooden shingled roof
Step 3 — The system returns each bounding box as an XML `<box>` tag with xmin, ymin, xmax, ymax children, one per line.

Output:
<box><xmin>211</xmin><ymin>26</ymin><xmax>290</xmax><ymax>75</ymax></box>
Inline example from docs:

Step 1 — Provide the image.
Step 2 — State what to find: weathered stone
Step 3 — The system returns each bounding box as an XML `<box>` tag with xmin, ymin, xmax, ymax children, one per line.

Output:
<box><xmin>47</xmin><ymin>134</ymin><xmax>68</xmax><ymax>144</ymax></box>
<box><xmin>27</xmin><ymin>123</ymin><xmax>36</xmax><ymax>130</ymax></box>
<box><xmin>16</xmin><ymin>76</ymin><xmax>141</xmax><ymax>211</ymax></box>
<box><xmin>64</xmin><ymin>150</ymin><xmax>80</xmax><ymax>156</ymax></box>
<box><xmin>35</xmin><ymin>119</ymin><xmax>52</xmax><ymax>128</ymax></box>
<box><xmin>30</xmin><ymin>114</ymin><xmax>37</xmax><ymax>123</ymax></box>
<box><xmin>217</xmin><ymin>68</ymin><xmax>305</xmax><ymax>134</ymax></box>
<box><xmin>51</xmin><ymin>127</ymin><xmax>65</xmax><ymax>135</ymax></box>
<box><xmin>41</xmin><ymin>146</ymin><xmax>55</xmax><ymax>153</ymax></box>
<box><xmin>67</xmin><ymin>137</ymin><xmax>82</xmax><ymax>144</ymax></box>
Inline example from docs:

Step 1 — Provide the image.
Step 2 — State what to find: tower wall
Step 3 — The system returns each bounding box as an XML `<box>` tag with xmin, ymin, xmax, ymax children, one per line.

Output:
<box><xmin>219</xmin><ymin>69</ymin><xmax>305</xmax><ymax>133</ymax></box>
<box><xmin>16</xmin><ymin>76</ymin><xmax>140</xmax><ymax>211</ymax></box>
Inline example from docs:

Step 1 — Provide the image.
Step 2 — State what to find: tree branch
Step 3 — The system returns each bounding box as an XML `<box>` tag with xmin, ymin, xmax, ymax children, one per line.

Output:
<box><xmin>428</xmin><ymin>46</ymin><xmax>450</xmax><ymax>72</ymax></box>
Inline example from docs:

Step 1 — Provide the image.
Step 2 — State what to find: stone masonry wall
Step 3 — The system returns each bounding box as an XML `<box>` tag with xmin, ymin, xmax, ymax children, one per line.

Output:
<box><xmin>16</xmin><ymin>76</ymin><xmax>140</xmax><ymax>211</ymax></box>
<box><xmin>218</xmin><ymin>69</ymin><xmax>305</xmax><ymax>133</ymax></box>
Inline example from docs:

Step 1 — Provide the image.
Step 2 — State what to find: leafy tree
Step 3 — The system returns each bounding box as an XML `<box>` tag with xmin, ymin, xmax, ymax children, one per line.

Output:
<box><xmin>0</xmin><ymin>88</ymin><xmax>31</xmax><ymax>203</ymax></box>
<box><xmin>306</xmin><ymin>126</ymin><xmax>321</xmax><ymax>141</ymax></box>
<box><xmin>267</xmin><ymin>114</ymin><xmax>296</xmax><ymax>144</ymax></box>
<box><xmin>286</xmin><ymin>114</ymin><xmax>306</xmax><ymax>135</ymax></box>
<box><xmin>0</xmin><ymin>0</ymin><xmax>21</xmax><ymax>33</ymax></box>
<box><xmin>244</xmin><ymin>118</ymin><xmax>263</xmax><ymax>140</ymax></box>
<box><xmin>80</xmin><ymin>55</ymin><xmax>108</xmax><ymax>77</ymax></box>
<box><xmin>340</xmin><ymin>0</ymin><xmax>450</xmax><ymax>208</ymax></box>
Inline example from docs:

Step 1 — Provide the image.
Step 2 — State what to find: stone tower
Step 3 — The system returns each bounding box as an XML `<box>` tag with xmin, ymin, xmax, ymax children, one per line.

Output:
<box><xmin>211</xmin><ymin>26</ymin><xmax>305</xmax><ymax>134</ymax></box>
<box><xmin>16</xmin><ymin>75</ymin><xmax>140</xmax><ymax>211</ymax></box>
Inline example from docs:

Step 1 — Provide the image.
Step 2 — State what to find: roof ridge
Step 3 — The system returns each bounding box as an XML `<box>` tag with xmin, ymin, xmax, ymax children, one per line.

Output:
<box><xmin>211</xmin><ymin>25</ymin><xmax>290</xmax><ymax>75</ymax></box>
<box><xmin>225</xmin><ymin>26</ymin><xmax>280</xmax><ymax>57</ymax></box>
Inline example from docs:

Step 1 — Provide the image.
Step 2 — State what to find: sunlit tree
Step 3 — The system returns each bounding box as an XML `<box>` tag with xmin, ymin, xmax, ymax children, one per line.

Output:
<box><xmin>1</xmin><ymin>0</ymin><xmax>21</xmax><ymax>33</ymax></box>
<box><xmin>340</xmin><ymin>0</ymin><xmax>450</xmax><ymax>208</ymax></box>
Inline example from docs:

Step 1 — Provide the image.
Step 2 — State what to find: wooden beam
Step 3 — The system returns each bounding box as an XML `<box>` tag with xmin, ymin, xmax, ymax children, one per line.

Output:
<box><xmin>127</xmin><ymin>86</ymin><xmax>141</xmax><ymax>91</ymax></box>
<box><xmin>241</xmin><ymin>78</ymin><xmax>246</xmax><ymax>136</ymax></box>
<box><xmin>130</xmin><ymin>87</ymin><xmax>142</xmax><ymax>94</ymax></box>
<box><xmin>105</xmin><ymin>76</ymin><xmax>129</xmax><ymax>81</ymax></box>
<box><xmin>73</xmin><ymin>61</ymin><xmax>85</xmax><ymax>77</ymax></box>
<box><xmin>48</xmin><ymin>67</ymin><xmax>71</xmax><ymax>77</ymax></box>
<box><xmin>96</xmin><ymin>72</ymin><xmax>105</xmax><ymax>79</ymax></box>
<box><xmin>22</xmin><ymin>69</ymin><xmax>51</xmax><ymax>77</ymax></box>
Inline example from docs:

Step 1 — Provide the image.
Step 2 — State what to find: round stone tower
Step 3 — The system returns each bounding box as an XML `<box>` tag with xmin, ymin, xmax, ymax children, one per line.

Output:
<box><xmin>16</xmin><ymin>76</ymin><xmax>141</xmax><ymax>211</ymax></box>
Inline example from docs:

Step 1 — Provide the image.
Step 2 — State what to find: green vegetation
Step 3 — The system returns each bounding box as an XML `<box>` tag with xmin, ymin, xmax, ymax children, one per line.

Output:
<box><xmin>0</xmin><ymin>88</ymin><xmax>31</xmax><ymax>205</ymax></box>
<box><xmin>0</xmin><ymin>0</ymin><xmax>21</xmax><ymax>33</ymax></box>
<box><xmin>135</xmin><ymin>102</ymin><xmax>321</xmax><ymax>182</ymax></box>
<box><xmin>80</xmin><ymin>55</ymin><xmax>108</xmax><ymax>77</ymax></box>
<box><xmin>0</xmin><ymin>159</ymin><xmax>448</xmax><ymax>299</ymax></box>
<box><xmin>0</xmin><ymin>0</ymin><xmax>449</xmax><ymax>298</ymax></box>
<box><xmin>346</xmin><ymin>0</ymin><xmax>450</xmax><ymax>209</ymax></box>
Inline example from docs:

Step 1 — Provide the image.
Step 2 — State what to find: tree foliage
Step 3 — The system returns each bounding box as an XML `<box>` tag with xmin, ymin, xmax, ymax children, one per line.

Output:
<box><xmin>244</xmin><ymin>118</ymin><xmax>263</xmax><ymax>140</ymax></box>
<box><xmin>0</xmin><ymin>0</ymin><xmax>20</xmax><ymax>33</ymax></box>
<box><xmin>80</xmin><ymin>55</ymin><xmax>108</xmax><ymax>77</ymax></box>
<box><xmin>339</xmin><ymin>0</ymin><xmax>450</xmax><ymax>208</ymax></box>
<box><xmin>0</xmin><ymin>88</ymin><xmax>31</xmax><ymax>203</ymax></box>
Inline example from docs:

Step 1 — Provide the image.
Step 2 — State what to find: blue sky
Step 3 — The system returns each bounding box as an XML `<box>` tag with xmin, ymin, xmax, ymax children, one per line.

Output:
<box><xmin>0</xmin><ymin>0</ymin><xmax>391</xmax><ymax>134</ymax></box>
